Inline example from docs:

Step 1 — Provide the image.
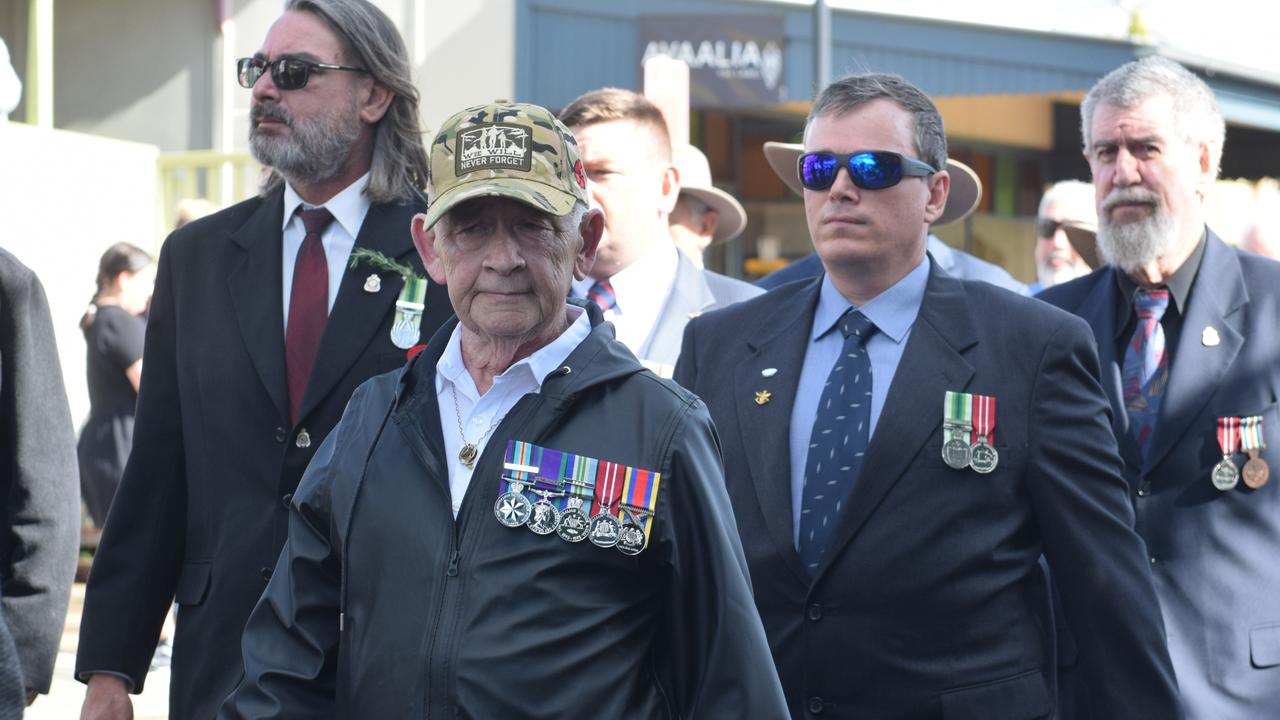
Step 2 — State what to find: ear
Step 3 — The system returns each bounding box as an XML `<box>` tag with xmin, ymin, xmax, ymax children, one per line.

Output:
<box><xmin>699</xmin><ymin>209</ymin><xmax>721</xmax><ymax>239</ymax></box>
<box><xmin>358</xmin><ymin>81</ymin><xmax>394</xmax><ymax>125</ymax></box>
<box><xmin>922</xmin><ymin>170</ymin><xmax>951</xmax><ymax>225</ymax></box>
<box><xmin>574</xmin><ymin>209</ymin><xmax>605</xmax><ymax>281</ymax></box>
<box><xmin>1194</xmin><ymin>141</ymin><xmax>1215</xmax><ymax>199</ymax></box>
<box><xmin>411</xmin><ymin>213</ymin><xmax>448</xmax><ymax>285</ymax></box>
<box><xmin>657</xmin><ymin>163</ymin><xmax>680</xmax><ymax>216</ymax></box>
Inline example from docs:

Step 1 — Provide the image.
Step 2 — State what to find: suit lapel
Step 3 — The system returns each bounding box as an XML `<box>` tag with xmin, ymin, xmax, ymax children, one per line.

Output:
<box><xmin>226</xmin><ymin>192</ymin><xmax>290</xmax><ymax>422</ymax></box>
<box><xmin>814</xmin><ymin>267</ymin><xmax>977</xmax><ymax>581</ymax></box>
<box><xmin>643</xmin><ymin>253</ymin><xmax>713</xmax><ymax>366</ymax></box>
<box><xmin>734</xmin><ymin>280</ymin><xmax>820</xmax><ymax>584</ymax></box>
<box><xmin>1143</xmin><ymin>233</ymin><xmax>1247</xmax><ymax>473</ymax></box>
<box><xmin>298</xmin><ymin>200</ymin><xmax>420</xmax><ymax>422</ymax></box>
<box><xmin>1073</xmin><ymin>270</ymin><xmax>1140</xmax><ymax>470</ymax></box>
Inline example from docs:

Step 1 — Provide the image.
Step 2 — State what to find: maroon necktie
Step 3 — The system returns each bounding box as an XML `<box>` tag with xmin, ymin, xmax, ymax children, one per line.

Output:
<box><xmin>286</xmin><ymin>207</ymin><xmax>334</xmax><ymax>424</ymax></box>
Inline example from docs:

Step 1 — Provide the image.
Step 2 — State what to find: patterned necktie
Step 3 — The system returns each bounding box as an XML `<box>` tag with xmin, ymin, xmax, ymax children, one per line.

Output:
<box><xmin>285</xmin><ymin>206</ymin><xmax>334</xmax><ymax>424</ymax></box>
<box><xmin>1122</xmin><ymin>288</ymin><xmax>1170</xmax><ymax>459</ymax></box>
<box><xmin>586</xmin><ymin>279</ymin><xmax>617</xmax><ymax>314</ymax></box>
<box><xmin>798</xmin><ymin>310</ymin><xmax>876</xmax><ymax>575</ymax></box>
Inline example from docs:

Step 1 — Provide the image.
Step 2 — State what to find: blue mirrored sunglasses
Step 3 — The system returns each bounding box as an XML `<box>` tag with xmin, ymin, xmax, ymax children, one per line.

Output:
<box><xmin>798</xmin><ymin>151</ymin><xmax>937</xmax><ymax>191</ymax></box>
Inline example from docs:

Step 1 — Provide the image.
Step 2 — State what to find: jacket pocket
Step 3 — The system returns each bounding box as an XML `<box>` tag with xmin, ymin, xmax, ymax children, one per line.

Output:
<box><xmin>174</xmin><ymin>560</ymin><xmax>211</xmax><ymax>606</ymax></box>
<box><xmin>940</xmin><ymin>669</ymin><xmax>1050</xmax><ymax>720</ymax></box>
<box><xmin>1251</xmin><ymin>623</ymin><xmax>1280</xmax><ymax>668</ymax></box>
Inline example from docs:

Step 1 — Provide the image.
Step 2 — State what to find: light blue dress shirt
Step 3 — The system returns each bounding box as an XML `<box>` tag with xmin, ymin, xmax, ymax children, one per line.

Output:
<box><xmin>788</xmin><ymin>256</ymin><xmax>930</xmax><ymax>547</ymax></box>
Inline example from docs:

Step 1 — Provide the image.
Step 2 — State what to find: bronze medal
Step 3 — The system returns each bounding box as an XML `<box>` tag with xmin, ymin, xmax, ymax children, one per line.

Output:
<box><xmin>1243</xmin><ymin>451</ymin><xmax>1270</xmax><ymax>489</ymax></box>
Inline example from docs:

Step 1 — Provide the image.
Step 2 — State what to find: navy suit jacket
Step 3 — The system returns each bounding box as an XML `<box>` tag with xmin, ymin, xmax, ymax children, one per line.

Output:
<box><xmin>675</xmin><ymin>260</ymin><xmax>1179</xmax><ymax>719</ymax></box>
<box><xmin>1039</xmin><ymin>229</ymin><xmax>1280</xmax><ymax>717</ymax></box>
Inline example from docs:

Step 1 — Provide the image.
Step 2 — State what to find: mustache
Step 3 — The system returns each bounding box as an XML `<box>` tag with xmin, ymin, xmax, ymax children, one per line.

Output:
<box><xmin>1101</xmin><ymin>186</ymin><xmax>1160</xmax><ymax>213</ymax></box>
<box><xmin>250</xmin><ymin>103</ymin><xmax>293</xmax><ymax>128</ymax></box>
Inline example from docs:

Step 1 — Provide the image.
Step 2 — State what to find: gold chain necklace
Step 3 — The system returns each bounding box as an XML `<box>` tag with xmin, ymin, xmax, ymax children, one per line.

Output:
<box><xmin>450</xmin><ymin>383</ymin><xmax>507</xmax><ymax>470</ymax></box>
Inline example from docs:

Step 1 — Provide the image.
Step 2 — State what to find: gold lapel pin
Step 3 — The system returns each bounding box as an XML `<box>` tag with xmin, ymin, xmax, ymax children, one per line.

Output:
<box><xmin>1202</xmin><ymin>326</ymin><xmax>1220</xmax><ymax>347</ymax></box>
<box><xmin>754</xmin><ymin>390</ymin><xmax>772</xmax><ymax>405</ymax></box>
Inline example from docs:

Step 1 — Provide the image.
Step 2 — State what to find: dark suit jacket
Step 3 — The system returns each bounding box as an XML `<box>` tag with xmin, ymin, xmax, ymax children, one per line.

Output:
<box><xmin>0</xmin><ymin>250</ymin><xmax>80</xmax><ymax>701</ymax></box>
<box><xmin>675</xmin><ymin>261</ymin><xmax>1180</xmax><ymax>719</ymax></box>
<box><xmin>1039</xmin><ymin>229</ymin><xmax>1280</xmax><ymax>717</ymax></box>
<box><xmin>74</xmin><ymin>189</ymin><xmax>452</xmax><ymax>720</ymax></box>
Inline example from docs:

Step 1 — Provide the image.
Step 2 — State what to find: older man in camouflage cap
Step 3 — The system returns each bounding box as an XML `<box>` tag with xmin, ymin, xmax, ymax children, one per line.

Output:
<box><xmin>220</xmin><ymin>101</ymin><xmax>788</xmax><ymax>719</ymax></box>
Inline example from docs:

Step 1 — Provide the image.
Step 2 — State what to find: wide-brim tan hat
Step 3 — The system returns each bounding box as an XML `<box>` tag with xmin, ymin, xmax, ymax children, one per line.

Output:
<box><xmin>673</xmin><ymin>144</ymin><xmax>747</xmax><ymax>244</ymax></box>
<box><xmin>1062</xmin><ymin>221</ymin><xmax>1101</xmax><ymax>269</ymax></box>
<box><xmin>762</xmin><ymin>141</ymin><xmax>982</xmax><ymax>227</ymax></box>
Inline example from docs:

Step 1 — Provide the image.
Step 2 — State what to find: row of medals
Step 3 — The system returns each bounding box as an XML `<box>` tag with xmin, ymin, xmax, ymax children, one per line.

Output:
<box><xmin>1212</xmin><ymin>450</ymin><xmax>1270</xmax><ymax>491</ymax></box>
<box><xmin>942</xmin><ymin>421</ymin><xmax>998</xmax><ymax>474</ymax></box>
<box><xmin>494</xmin><ymin>479</ymin><xmax>650</xmax><ymax>556</ymax></box>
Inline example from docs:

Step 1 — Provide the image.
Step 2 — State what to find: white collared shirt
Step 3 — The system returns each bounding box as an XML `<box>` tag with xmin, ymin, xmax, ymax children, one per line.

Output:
<box><xmin>572</xmin><ymin>243</ymin><xmax>678</xmax><ymax>357</ymax></box>
<box><xmin>435</xmin><ymin>306</ymin><xmax>592</xmax><ymax>518</ymax></box>
<box><xmin>281</xmin><ymin>173</ymin><xmax>371</xmax><ymax>330</ymax></box>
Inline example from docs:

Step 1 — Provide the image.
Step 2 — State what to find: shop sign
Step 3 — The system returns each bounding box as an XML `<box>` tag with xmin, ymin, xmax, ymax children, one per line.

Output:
<box><xmin>639</xmin><ymin>14</ymin><xmax>786</xmax><ymax>107</ymax></box>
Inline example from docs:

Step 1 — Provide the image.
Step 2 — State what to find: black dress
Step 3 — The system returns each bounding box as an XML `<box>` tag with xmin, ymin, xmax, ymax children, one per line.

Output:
<box><xmin>77</xmin><ymin>305</ymin><xmax>146</xmax><ymax>527</ymax></box>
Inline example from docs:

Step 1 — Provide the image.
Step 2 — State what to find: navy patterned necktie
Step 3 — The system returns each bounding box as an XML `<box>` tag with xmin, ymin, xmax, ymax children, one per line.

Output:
<box><xmin>798</xmin><ymin>309</ymin><xmax>876</xmax><ymax>575</ymax></box>
<box><xmin>1122</xmin><ymin>288</ymin><xmax>1171</xmax><ymax>459</ymax></box>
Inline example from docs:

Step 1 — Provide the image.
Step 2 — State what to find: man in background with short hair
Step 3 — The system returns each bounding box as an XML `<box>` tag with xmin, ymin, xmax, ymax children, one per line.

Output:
<box><xmin>557</xmin><ymin>88</ymin><xmax>760</xmax><ymax>378</ymax></box>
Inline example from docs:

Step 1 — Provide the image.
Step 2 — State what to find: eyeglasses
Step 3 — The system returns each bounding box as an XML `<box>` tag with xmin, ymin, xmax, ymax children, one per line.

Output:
<box><xmin>236</xmin><ymin>57</ymin><xmax>366</xmax><ymax>91</ymax></box>
<box><xmin>1036</xmin><ymin>218</ymin><xmax>1066</xmax><ymax>238</ymax></box>
<box><xmin>798</xmin><ymin>151</ymin><xmax>937</xmax><ymax>191</ymax></box>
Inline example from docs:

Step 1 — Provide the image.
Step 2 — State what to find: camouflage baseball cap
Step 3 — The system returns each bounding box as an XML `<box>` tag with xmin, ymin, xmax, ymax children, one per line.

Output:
<box><xmin>423</xmin><ymin>101</ymin><xmax>589</xmax><ymax>230</ymax></box>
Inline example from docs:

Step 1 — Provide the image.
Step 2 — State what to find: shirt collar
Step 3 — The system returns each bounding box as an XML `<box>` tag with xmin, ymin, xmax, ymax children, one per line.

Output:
<box><xmin>281</xmin><ymin>173</ymin><xmax>372</xmax><ymax>237</ymax></box>
<box><xmin>606</xmin><ymin>243</ymin><xmax>679</xmax><ymax>312</ymax></box>
<box><xmin>812</xmin><ymin>254</ymin><xmax>929</xmax><ymax>345</ymax></box>
<box><xmin>437</xmin><ymin>305</ymin><xmax>590</xmax><ymax>395</ymax></box>
<box><xmin>1112</xmin><ymin>227</ymin><xmax>1206</xmax><ymax>335</ymax></box>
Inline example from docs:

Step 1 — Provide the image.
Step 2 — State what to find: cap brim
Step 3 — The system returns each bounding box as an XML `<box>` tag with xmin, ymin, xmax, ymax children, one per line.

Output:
<box><xmin>1062</xmin><ymin>222</ymin><xmax>1100</xmax><ymax>269</ymax></box>
<box><xmin>423</xmin><ymin>178</ymin><xmax>579</xmax><ymax>231</ymax></box>
<box><xmin>680</xmin><ymin>185</ymin><xmax>747</xmax><ymax>243</ymax></box>
<box><xmin>761</xmin><ymin>142</ymin><xmax>982</xmax><ymax>226</ymax></box>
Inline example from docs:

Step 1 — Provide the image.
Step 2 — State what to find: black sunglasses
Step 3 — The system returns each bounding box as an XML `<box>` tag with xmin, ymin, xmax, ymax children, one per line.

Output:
<box><xmin>1036</xmin><ymin>218</ymin><xmax>1068</xmax><ymax>238</ymax></box>
<box><xmin>236</xmin><ymin>57</ymin><xmax>366</xmax><ymax>91</ymax></box>
<box><xmin>798</xmin><ymin>151</ymin><xmax>937</xmax><ymax>191</ymax></box>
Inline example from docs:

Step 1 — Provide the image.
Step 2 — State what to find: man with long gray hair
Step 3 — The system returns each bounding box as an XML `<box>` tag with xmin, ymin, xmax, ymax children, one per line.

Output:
<box><xmin>1041</xmin><ymin>55</ymin><xmax>1280</xmax><ymax>717</ymax></box>
<box><xmin>75</xmin><ymin>1</ymin><xmax>451</xmax><ymax>718</ymax></box>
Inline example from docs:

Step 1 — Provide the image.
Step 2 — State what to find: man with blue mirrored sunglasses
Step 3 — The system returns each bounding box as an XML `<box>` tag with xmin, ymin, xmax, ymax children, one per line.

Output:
<box><xmin>675</xmin><ymin>71</ymin><xmax>1179</xmax><ymax>719</ymax></box>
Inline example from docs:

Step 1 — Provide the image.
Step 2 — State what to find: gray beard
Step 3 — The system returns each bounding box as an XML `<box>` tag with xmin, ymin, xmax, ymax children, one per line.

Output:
<box><xmin>250</xmin><ymin>102</ymin><xmax>361</xmax><ymax>188</ymax></box>
<box><xmin>1096</xmin><ymin>208</ymin><xmax>1176</xmax><ymax>274</ymax></box>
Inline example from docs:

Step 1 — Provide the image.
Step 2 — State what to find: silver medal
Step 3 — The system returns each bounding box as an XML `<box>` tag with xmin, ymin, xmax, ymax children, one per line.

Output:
<box><xmin>617</xmin><ymin>522</ymin><xmax>647</xmax><ymax>555</ymax></box>
<box><xmin>526</xmin><ymin>500</ymin><xmax>561</xmax><ymax>535</ymax></box>
<box><xmin>1211</xmin><ymin>457</ymin><xmax>1240</xmax><ymax>491</ymax></box>
<box><xmin>389</xmin><ymin>314</ymin><xmax>421</xmax><ymax>349</ymax></box>
<box><xmin>969</xmin><ymin>439</ymin><xmax>999</xmax><ymax>474</ymax></box>
<box><xmin>942</xmin><ymin>422</ymin><xmax>967</xmax><ymax>468</ymax></box>
<box><xmin>557</xmin><ymin>497</ymin><xmax>590</xmax><ymax>543</ymax></box>
<box><xmin>494</xmin><ymin>483</ymin><xmax>533</xmax><ymax>527</ymax></box>
<box><xmin>588</xmin><ymin>512</ymin><xmax>622</xmax><ymax>548</ymax></box>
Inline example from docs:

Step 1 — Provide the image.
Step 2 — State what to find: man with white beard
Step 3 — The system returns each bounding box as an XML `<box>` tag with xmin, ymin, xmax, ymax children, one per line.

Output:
<box><xmin>1029</xmin><ymin>180</ymin><xmax>1095</xmax><ymax>293</ymax></box>
<box><xmin>1040</xmin><ymin>56</ymin><xmax>1280</xmax><ymax>717</ymax></box>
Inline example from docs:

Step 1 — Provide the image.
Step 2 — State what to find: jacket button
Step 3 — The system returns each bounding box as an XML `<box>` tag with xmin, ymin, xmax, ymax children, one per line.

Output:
<box><xmin>274</xmin><ymin>426</ymin><xmax>287</xmax><ymax>443</ymax></box>
<box><xmin>807</xmin><ymin>696</ymin><xmax>824</xmax><ymax>715</ymax></box>
<box><xmin>260</xmin><ymin>566</ymin><xmax>273</xmax><ymax>581</ymax></box>
<box><xmin>281</xmin><ymin>493</ymin><xmax>293</xmax><ymax>509</ymax></box>
<box><xmin>806</xmin><ymin>603</ymin><xmax>823</xmax><ymax>621</ymax></box>
<box><xmin>1137</xmin><ymin>482</ymin><xmax>1151</xmax><ymax>497</ymax></box>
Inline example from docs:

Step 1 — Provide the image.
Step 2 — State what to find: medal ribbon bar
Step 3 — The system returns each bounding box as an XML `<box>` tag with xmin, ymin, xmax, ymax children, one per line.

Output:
<box><xmin>1217</xmin><ymin>416</ymin><xmax>1241</xmax><ymax>457</ymax></box>
<box><xmin>944</xmin><ymin>390</ymin><xmax>974</xmax><ymax>438</ymax></box>
<box><xmin>620</xmin><ymin>467</ymin><xmax>663</xmax><ymax>542</ymax></box>
<box><xmin>1241</xmin><ymin>415</ymin><xmax>1266</xmax><ymax>453</ymax></box>
<box><xmin>972</xmin><ymin>394</ymin><xmax>996</xmax><ymax>442</ymax></box>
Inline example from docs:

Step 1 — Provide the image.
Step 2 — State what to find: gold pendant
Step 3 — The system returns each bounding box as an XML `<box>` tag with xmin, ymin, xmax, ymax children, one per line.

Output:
<box><xmin>459</xmin><ymin>443</ymin><xmax>478</xmax><ymax>469</ymax></box>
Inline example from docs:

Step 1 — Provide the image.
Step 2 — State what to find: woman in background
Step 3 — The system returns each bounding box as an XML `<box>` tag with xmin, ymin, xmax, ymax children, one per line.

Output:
<box><xmin>77</xmin><ymin>242</ymin><xmax>155</xmax><ymax>528</ymax></box>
